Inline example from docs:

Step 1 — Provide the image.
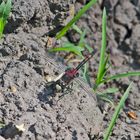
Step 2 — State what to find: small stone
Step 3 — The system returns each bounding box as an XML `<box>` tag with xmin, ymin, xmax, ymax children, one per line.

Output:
<box><xmin>125</xmin><ymin>118</ymin><xmax>132</xmax><ymax>124</ymax></box>
<box><xmin>10</xmin><ymin>86</ymin><xmax>17</xmax><ymax>93</ymax></box>
<box><xmin>46</xmin><ymin>37</ymin><xmax>55</xmax><ymax>48</ymax></box>
<box><xmin>16</xmin><ymin>124</ymin><xmax>25</xmax><ymax>132</ymax></box>
<box><xmin>45</xmin><ymin>104</ymin><xmax>51</xmax><ymax>110</ymax></box>
<box><xmin>56</xmin><ymin>84</ymin><xmax>62</xmax><ymax>91</ymax></box>
<box><xmin>53</xmin><ymin>95</ymin><xmax>59</xmax><ymax>101</ymax></box>
<box><xmin>45</xmin><ymin>75</ymin><xmax>52</xmax><ymax>82</ymax></box>
<box><xmin>49</xmin><ymin>26</ymin><xmax>53</xmax><ymax>30</ymax></box>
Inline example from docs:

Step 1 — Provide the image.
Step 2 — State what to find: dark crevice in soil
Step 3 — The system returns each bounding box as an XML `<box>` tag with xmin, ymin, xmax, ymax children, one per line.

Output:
<box><xmin>130</xmin><ymin>50</ymin><xmax>140</xmax><ymax>70</ymax></box>
<box><xmin>4</xmin><ymin>19</ymin><xmax>23</xmax><ymax>34</ymax></box>
<box><xmin>118</xmin><ymin>41</ymin><xmax>131</xmax><ymax>55</ymax></box>
<box><xmin>27</xmin><ymin>11</ymin><xmax>38</xmax><ymax>28</ymax></box>
<box><xmin>72</xmin><ymin>130</ymin><xmax>78</xmax><ymax>140</ymax></box>
<box><xmin>124</xmin><ymin>25</ymin><xmax>132</xmax><ymax>40</ymax></box>
<box><xmin>48</xmin><ymin>25</ymin><xmax>63</xmax><ymax>37</ymax></box>
<box><xmin>130</xmin><ymin>0</ymin><xmax>139</xmax><ymax>6</ymax></box>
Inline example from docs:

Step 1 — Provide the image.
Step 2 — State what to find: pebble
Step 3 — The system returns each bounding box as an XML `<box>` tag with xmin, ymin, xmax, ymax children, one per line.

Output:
<box><xmin>45</xmin><ymin>75</ymin><xmax>52</xmax><ymax>82</ymax></box>
<box><xmin>56</xmin><ymin>84</ymin><xmax>62</xmax><ymax>91</ymax></box>
<box><xmin>126</xmin><ymin>118</ymin><xmax>132</xmax><ymax>124</ymax></box>
<box><xmin>10</xmin><ymin>86</ymin><xmax>17</xmax><ymax>93</ymax></box>
<box><xmin>15</xmin><ymin>124</ymin><xmax>25</xmax><ymax>132</ymax></box>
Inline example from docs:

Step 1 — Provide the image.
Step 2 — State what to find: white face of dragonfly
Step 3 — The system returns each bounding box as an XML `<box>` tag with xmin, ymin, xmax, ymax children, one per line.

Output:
<box><xmin>53</xmin><ymin>72</ymin><xmax>65</xmax><ymax>82</ymax></box>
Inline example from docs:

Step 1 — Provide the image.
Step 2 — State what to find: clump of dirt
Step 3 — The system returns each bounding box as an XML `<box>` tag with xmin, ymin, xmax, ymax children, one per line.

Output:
<box><xmin>6</xmin><ymin>0</ymin><xmax>76</xmax><ymax>36</ymax></box>
<box><xmin>0</xmin><ymin>57</ymin><xmax>102</xmax><ymax>139</ymax></box>
<box><xmin>0</xmin><ymin>0</ymin><xmax>103</xmax><ymax>140</ymax></box>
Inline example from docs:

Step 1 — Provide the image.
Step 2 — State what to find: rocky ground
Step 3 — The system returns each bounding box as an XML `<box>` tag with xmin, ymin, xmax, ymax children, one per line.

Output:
<box><xmin>0</xmin><ymin>0</ymin><xmax>140</xmax><ymax>140</ymax></box>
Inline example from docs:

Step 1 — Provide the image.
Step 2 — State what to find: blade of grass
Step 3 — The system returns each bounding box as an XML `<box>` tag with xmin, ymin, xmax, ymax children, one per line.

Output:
<box><xmin>56</xmin><ymin>0</ymin><xmax>97</xmax><ymax>39</ymax></box>
<box><xmin>0</xmin><ymin>0</ymin><xmax>12</xmax><ymax>38</ymax></box>
<box><xmin>49</xmin><ymin>43</ymin><xmax>84</xmax><ymax>57</ymax></box>
<box><xmin>82</xmin><ymin>63</ymin><xmax>92</xmax><ymax>87</ymax></box>
<box><xmin>78</xmin><ymin>29</ymin><xmax>86</xmax><ymax>47</ymax></box>
<box><xmin>72</xmin><ymin>24</ymin><xmax>82</xmax><ymax>34</ymax></box>
<box><xmin>103</xmin><ymin>82</ymin><xmax>133</xmax><ymax>140</ymax></box>
<box><xmin>0</xmin><ymin>1</ymin><xmax>5</xmax><ymax>15</ymax></box>
<box><xmin>99</xmin><ymin>54</ymin><xmax>110</xmax><ymax>83</ymax></box>
<box><xmin>85</xmin><ymin>44</ymin><xmax>93</xmax><ymax>53</ymax></box>
<box><xmin>101</xmin><ymin>71</ymin><xmax>140</xmax><ymax>84</ymax></box>
<box><xmin>99</xmin><ymin>96</ymin><xmax>114</xmax><ymax>106</ymax></box>
<box><xmin>97</xmin><ymin>87</ymin><xmax>119</xmax><ymax>95</ymax></box>
<box><xmin>3</xmin><ymin>0</ymin><xmax>12</xmax><ymax>20</ymax></box>
<box><xmin>96</xmin><ymin>7</ymin><xmax>107</xmax><ymax>85</ymax></box>
<box><xmin>0</xmin><ymin>18</ymin><xmax>5</xmax><ymax>37</ymax></box>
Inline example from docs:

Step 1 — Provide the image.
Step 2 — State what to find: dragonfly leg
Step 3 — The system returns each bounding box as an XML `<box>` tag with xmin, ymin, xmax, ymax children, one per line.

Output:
<box><xmin>58</xmin><ymin>82</ymin><xmax>74</xmax><ymax>99</ymax></box>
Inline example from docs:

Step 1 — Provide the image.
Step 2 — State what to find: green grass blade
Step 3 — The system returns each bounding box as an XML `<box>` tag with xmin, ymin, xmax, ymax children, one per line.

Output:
<box><xmin>99</xmin><ymin>96</ymin><xmax>114</xmax><ymax>106</ymax></box>
<box><xmin>3</xmin><ymin>0</ymin><xmax>12</xmax><ymax>20</ymax></box>
<box><xmin>99</xmin><ymin>54</ymin><xmax>109</xmax><ymax>82</ymax></box>
<box><xmin>85</xmin><ymin>44</ymin><xmax>93</xmax><ymax>53</ymax></box>
<box><xmin>49</xmin><ymin>43</ymin><xmax>84</xmax><ymax>57</ymax></box>
<box><xmin>78</xmin><ymin>29</ymin><xmax>86</xmax><ymax>47</ymax></box>
<box><xmin>0</xmin><ymin>17</ymin><xmax>6</xmax><ymax>38</ymax></box>
<box><xmin>72</xmin><ymin>24</ymin><xmax>82</xmax><ymax>34</ymax></box>
<box><xmin>83</xmin><ymin>63</ymin><xmax>90</xmax><ymax>85</ymax></box>
<box><xmin>0</xmin><ymin>1</ymin><xmax>5</xmax><ymax>16</ymax></box>
<box><xmin>101</xmin><ymin>71</ymin><xmax>140</xmax><ymax>83</ymax></box>
<box><xmin>103</xmin><ymin>82</ymin><xmax>133</xmax><ymax>140</ymax></box>
<box><xmin>56</xmin><ymin>0</ymin><xmax>97</xmax><ymax>39</ymax></box>
<box><xmin>104</xmin><ymin>88</ymin><xmax>119</xmax><ymax>94</ymax></box>
<box><xmin>0</xmin><ymin>0</ymin><xmax>12</xmax><ymax>38</ymax></box>
<box><xmin>96</xmin><ymin>7</ymin><xmax>107</xmax><ymax>85</ymax></box>
<box><xmin>97</xmin><ymin>88</ymin><xmax>119</xmax><ymax>95</ymax></box>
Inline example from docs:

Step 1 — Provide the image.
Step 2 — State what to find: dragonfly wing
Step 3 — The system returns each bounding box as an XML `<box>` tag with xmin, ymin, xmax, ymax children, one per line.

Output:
<box><xmin>45</xmin><ymin>57</ymin><xmax>66</xmax><ymax>71</ymax></box>
<box><xmin>73</xmin><ymin>77</ymin><xmax>97</xmax><ymax>102</ymax></box>
<box><xmin>45</xmin><ymin>55</ymin><xmax>97</xmax><ymax>101</ymax></box>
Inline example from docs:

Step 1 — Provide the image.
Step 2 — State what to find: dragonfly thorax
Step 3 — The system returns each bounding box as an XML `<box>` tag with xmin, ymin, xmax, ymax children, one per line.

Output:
<box><xmin>61</xmin><ymin>68</ymin><xmax>79</xmax><ymax>84</ymax></box>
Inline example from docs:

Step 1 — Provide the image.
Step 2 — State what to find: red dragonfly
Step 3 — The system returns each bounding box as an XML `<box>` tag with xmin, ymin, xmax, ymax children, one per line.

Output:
<box><xmin>46</xmin><ymin>50</ymin><xmax>97</xmax><ymax>99</ymax></box>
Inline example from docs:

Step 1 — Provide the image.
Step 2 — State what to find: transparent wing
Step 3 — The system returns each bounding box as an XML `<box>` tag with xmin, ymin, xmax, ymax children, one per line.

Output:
<box><xmin>45</xmin><ymin>55</ymin><xmax>96</xmax><ymax>101</ymax></box>
<box><xmin>74</xmin><ymin>77</ymin><xmax>97</xmax><ymax>101</ymax></box>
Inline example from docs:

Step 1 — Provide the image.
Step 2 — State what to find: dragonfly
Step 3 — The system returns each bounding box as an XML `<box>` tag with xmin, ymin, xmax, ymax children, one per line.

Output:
<box><xmin>45</xmin><ymin>50</ymin><xmax>97</xmax><ymax>99</ymax></box>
